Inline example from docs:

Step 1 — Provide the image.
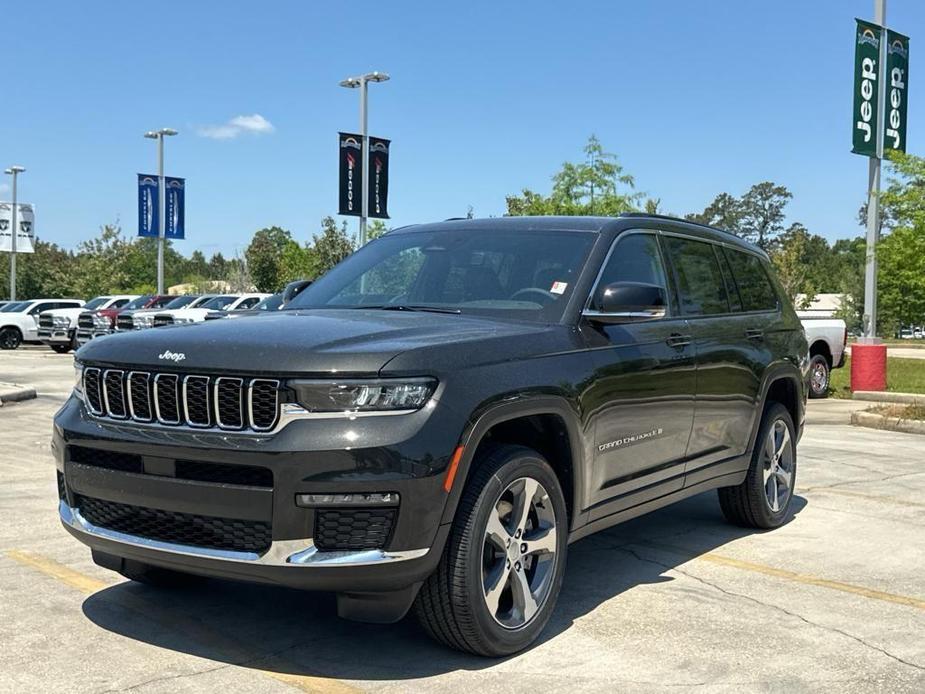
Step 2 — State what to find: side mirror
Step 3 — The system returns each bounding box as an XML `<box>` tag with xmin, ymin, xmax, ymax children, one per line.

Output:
<box><xmin>584</xmin><ymin>281</ymin><xmax>667</xmax><ymax>324</ymax></box>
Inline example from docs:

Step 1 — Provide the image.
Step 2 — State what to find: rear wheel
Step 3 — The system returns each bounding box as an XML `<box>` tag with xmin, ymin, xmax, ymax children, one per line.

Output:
<box><xmin>718</xmin><ymin>402</ymin><xmax>797</xmax><ymax>529</ymax></box>
<box><xmin>808</xmin><ymin>354</ymin><xmax>830</xmax><ymax>398</ymax></box>
<box><xmin>414</xmin><ymin>444</ymin><xmax>568</xmax><ymax>656</ymax></box>
<box><xmin>0</xmin><ymin>327</ymin><xmax>22</xmax><ymax>350</ymax></box>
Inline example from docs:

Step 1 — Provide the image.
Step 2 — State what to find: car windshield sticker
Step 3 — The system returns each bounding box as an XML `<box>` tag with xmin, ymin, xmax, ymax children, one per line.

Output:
<box><xmin>550</xmin><ymin>281</ymin><xmax>568</xmax><ymax>295</ymax></box>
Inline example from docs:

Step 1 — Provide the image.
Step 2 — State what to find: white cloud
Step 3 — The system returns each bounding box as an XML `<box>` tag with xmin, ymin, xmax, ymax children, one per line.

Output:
<box><xmin>0</xmin><ymin>183</ymin><xmax>9</xmax><ymax>195</ymax></box>
<box><xmin>197</xmin><ymin>113</ymin><xmax>275</xmax><ymax>140</ymax></box>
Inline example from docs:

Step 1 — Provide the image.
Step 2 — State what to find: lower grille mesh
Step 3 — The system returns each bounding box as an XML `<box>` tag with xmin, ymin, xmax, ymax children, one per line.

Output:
<box><xmin>76</xmin><ymin>495</ymin><xmax>271</xmax><ymax>553</ymax></box>
<box><xmin>314</xmin><ymin>509</ymin><xmax>396</xmax><ymax>551</ymax></box>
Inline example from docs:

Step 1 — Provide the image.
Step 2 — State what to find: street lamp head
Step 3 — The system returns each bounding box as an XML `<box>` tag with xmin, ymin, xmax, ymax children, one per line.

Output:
<box><xmin>160</xmin><ymin>128</ymin><xmax>178</xmax><ymax>137</ymax></box>
<box><xmin>144</xmin><ymin>131</ymin><xmax>159</xmax><ymax>139</ymax></box>
<box><xmin>339</xmin><ymin>77</ymin><xmax>361</xmax><ymax>88</ymax></box>
<box><xmin>144</xmin><ymin>128</ymin><xmax>178</xmax><ymax>139</ymax></box>
<box><xmin>340</xmin><ymin>71</ymin><xmax>390</xmax><ymax>88</ymax></box>
<box><xmin>4</xmin><ymin>166</ymin><xmax>25</xmax><ymax>174</ymax></box>
<box><xmin>366</xmin><ymin>71</ymin><xmax>390</xmax><ymax>83</ymax></box>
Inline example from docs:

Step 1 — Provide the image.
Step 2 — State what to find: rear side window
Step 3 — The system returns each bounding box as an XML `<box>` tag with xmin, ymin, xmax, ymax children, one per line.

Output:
<box><xmin>723</xmin><ymin>248</ymin><xmax>779</xmax><ymax>312</ymax></box>
<box><xmin>664</xmin><ymin>237</ymin><xmax>729</xmax><ymax>316</ymax></box>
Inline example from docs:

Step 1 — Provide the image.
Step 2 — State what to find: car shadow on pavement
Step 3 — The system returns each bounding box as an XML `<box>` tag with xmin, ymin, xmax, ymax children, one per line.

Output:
<box><xmin>81</xmin><ymin>491</ymin><xmax>807</xmax><ymax>681</ymax></box>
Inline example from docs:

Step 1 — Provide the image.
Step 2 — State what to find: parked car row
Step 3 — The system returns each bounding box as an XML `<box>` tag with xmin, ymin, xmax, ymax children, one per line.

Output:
<box><xmin>0</xmin><ymin>282</ymin><xmax>313</xmax><ymax>352</ymax></box>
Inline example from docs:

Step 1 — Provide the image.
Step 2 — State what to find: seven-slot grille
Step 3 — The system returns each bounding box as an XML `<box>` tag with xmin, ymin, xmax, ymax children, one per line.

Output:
<box><xmin>83</xmin><ymin>367</ymin><xmax>280</xmax><ymax>432</ymax></box>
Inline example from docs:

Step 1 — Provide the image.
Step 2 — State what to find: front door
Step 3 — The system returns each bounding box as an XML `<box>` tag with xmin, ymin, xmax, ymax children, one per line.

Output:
<box><xmin>582</xmin><ymin>231</ymin><xmax>696</xmax><ymax>517</ymax></box>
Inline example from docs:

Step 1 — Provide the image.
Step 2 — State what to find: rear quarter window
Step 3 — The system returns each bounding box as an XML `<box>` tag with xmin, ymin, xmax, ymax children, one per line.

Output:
<box><xmin>723</xmin><ymin>248</ymin><xmax>779</xmax><ymax>312</ymax></box>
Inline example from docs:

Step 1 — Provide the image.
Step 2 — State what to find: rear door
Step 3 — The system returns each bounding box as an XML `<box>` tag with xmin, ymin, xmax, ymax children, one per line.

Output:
<box><xmin>583</xmin><ymin>231</ymin><xmax>696</xmax><ymax>516</ymax></box>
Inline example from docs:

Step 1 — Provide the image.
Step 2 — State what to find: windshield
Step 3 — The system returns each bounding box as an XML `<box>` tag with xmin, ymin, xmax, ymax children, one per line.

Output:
<box><xmin>122</xmin><ymin>295</ymin><xmax>152</xmax><ymax>310</ymax></box>
<box><xmin>256</xmin><ymin>294</ymin><xmax>283</xmax><ymax>311</ymax></box>
<box><xmin>188</xmin><ymin>295</ymin><xmax>216</xmax><ymax>308</ymax></box>
<box><xmin>200</xmin><ymin>295</ymin><xmax>237</xmax><ymax>310</ymax></box>
<box><xmin>1</xmin><ymin>301</ymin><xmax>27</xmax><ymax>313</ymax></box>
<box><xmin>285</xmin><ymin>228</ymin><xmax>595</xmax><ymax>322</ymax></box>
<box><xmin>83</xmin><ymin>297</ymin><xmax>108</xmax><ymax>310</ymax></box>
<box><xmin>163</xmin><ymin>295</ymin><xmax>196</xmax><ymax>310</ymax></box>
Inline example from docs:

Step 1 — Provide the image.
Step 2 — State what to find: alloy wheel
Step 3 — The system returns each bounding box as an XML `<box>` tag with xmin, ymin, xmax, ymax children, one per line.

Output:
<box><xmin>810</xmin><ymin>361</ymin><xmax>828</xmax><ymax>395</ymax></box>
<box><xmin>480</xmin><ymin>476</ymin><xmax>558</xmax><ymax>629</ymax></box>
<box><xmin>762</xmin><ymin>419</ymin><xmax>794</xmax><ymax>512</ymax></box>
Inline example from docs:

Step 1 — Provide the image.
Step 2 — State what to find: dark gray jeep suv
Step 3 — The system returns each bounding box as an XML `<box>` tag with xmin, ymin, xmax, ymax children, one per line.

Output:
<box><xmin>55</xmin><ymin>215</ymin><xmax>807</xmax><ymax>655</ymax></box>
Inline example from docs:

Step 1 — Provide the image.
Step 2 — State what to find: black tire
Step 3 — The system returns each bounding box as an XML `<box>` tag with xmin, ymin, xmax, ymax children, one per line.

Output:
<box><xmin>51</xmin><ymin>344</ymin><xmax>72</xmax><ymax>354</ymax></box>
<box><xmin>0</xmin><ymin>327</ymin><xmax>22</xmax><ymax>350</ymax></box>
<box><xmin>718</xmin><ymin>402</ymin><xmax>797</xmax><ymax>529</ymax></box>
<box><xmin>808</xmin><ymin>354</ymin><xmax>830</xmax><ymax>399</ymax></box>
<box><xmin>414</xmin><ymin>444</ymin><xmax>568</xmax><ymax>656</ymax></box>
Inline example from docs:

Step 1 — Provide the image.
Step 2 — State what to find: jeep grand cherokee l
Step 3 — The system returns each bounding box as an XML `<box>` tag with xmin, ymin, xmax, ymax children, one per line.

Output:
<box><xmin>55</xmin><ymin>215</ymin><xmax>806</xmax><ymax>656</ymax></box>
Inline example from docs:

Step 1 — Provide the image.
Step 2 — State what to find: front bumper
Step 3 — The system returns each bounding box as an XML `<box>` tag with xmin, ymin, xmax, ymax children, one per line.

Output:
<box><xmin>53</xmin><ymin>394</ymin><xmax>461</xmax><ymax>593</ymax></box>
<box><xmin>77</xmin><ymin>328</ymin><xmax>112</xmax><ymax>346</ymax></box>
<box><xmin>39</xmin><ymin>328</ymin><xmax>73</xmax><ymax>344</ymax></box>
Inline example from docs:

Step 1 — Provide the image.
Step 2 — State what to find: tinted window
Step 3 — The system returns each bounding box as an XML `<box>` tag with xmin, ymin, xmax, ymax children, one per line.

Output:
<box><xmin>237</xmin><ymin>297</ymin><xmax>260</xmax><ymax>310</ymax></box>
<box><xmin>715</xmin><ymin>249</ymin><xmax>743</xmax><ymax>312</ymax></box>
<box><xmin>31</xmin><ymin>302</ymin><xmax>55</xmax><ymax>314</ymax></box>
<box><xmin>200</xmin><ymin>296</ymin><xmax>237</xmax><ymax>310</ymax></box>
<box><xmin>723</xmin><ymin>248</ymin><xmax>779</xmax><ymax>312</ymax></box>
<box><xmin>110</xmin><ymin>298</ymin><xmax>131</xmax><ymax>309</ymax></box>
<box><xmin>287</xmin><ymin>229</ymin><xmax>595</xmax><ymax>323</ymax></box>
<box><xmin>1</xmin><ymin>302</ymin><xmax>26</xmax><ymax>312</ymax></box>
<box><xmin>163</xmin><ymin>295</ymin><xmax>196</xmax><ymax>310</ymax></box>
<box><xmin>256</xmin><ymin>295</ymin><xmax>284</xmax><ymax>311</ymax></box>
<box><xmin>664</xmin><ymin>237</ymin><xmax>729</xmax><ymax>316</ymax></box>
<box><xmin>123</xmin><ymin>296</ymin><xmax>152</xmax><ymax>310</ymax></box>
<box><xmin>590</xmin><ymin>233</ymin><xmax>668</xmax><ymax>312</ymax></box>
<box><xmin>83</xmin><ymin>297</ymin><xmax>108</xmax><ymax>310</ymax></box>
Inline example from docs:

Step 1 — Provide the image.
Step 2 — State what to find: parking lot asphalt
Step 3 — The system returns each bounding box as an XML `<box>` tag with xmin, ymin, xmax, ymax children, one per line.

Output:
<box><xmin>1</xmin><ymin>347</ymin><xmax>923</xmax><ymax>693</ymax></box>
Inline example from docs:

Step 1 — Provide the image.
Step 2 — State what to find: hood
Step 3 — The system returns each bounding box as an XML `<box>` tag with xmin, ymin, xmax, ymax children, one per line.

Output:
<box><xmin>76</xmin><ymin>308</ymin><xmax>568</xmax><ymax>376</ymax></box>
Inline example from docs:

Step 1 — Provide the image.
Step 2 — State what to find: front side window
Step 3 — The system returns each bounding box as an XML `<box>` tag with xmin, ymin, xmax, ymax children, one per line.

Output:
<box><xmin>589</xmin><ymin>233</ymin><xmax>668</xmax><ymax>312</ymax></box>
<box><xmin>664</xmin><ymin>237</ymin><xmax>730</xmax><ymax>316</ymax></box>
<box><xmin>286</xmin><ymin>229</ymin><xmax>596</xmax><ymax>323</ymax></box>
<box><xmin>82</xmin><ymin>297</ymin><xmax>108</xmax><ymax>311</ymax></box>
<box><xmin>723</xmin><ymin>248</ymin><xmax>779</xmax><ymax>312</ymax></box>
<box><xmin>123</xmin><ymin>296</ymin><xmax>153</xmax><ymax>310</ymax></box>
<box><xmin>200</xmin><ymin>296</ymin><xmax>237</xmax><ymax>310</ymax></box>
<box><xmin>162</xmin><ymin>295</ymin><xmax>195</xmax><ymax>310</ymax></box>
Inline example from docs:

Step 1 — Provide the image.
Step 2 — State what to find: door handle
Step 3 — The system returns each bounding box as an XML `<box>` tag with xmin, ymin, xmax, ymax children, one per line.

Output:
<box><xmin>666</xmin><ymin>333</ymin><xmax>692</xmax><ymax>348</ymax></box>
<box><xmin>745</xmin><ymin>329</ymin><xmax>765</xmax><ymax>341</ymax></box>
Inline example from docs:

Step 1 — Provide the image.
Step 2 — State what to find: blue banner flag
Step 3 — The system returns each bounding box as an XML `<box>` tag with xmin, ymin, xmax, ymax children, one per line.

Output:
<box><xmin>165</xmin><ymin>176</ymin><xmax>185</xmax><ymax>239</ymax></box>
<box><xmin>137</xmin><ymin>174</ymin><xmax>159</xmax><ymax>237</ymax></box>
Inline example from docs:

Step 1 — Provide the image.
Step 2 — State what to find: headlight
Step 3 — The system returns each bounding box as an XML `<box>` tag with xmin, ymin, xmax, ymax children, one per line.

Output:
<box><xmin>92</xmin><ymin>315</ymin><xmax>109</xmax><ymax>329</ymax></box>
<box><xmin>53</xmin><ymin>316</ymin><xmax>70</xmax><ymax>327</ymax></box>
<box><xmin>173</xmin><ymin>317</ymin><xmax>194</xmax><ymax>324</ymax></box>
<box><xmin>135</xmin><ymin>315</ymin><xmax>154</xmax><ymax>328</ymax></box>
<box><xmin>73</xmin><ymin>362</ymin><xmax>84</xmax><ymax>400</ymax></box>
<box><xmin>290</xmin><ymin>378</ymin><xmax>436</xmax><ymax>413</ymax></box>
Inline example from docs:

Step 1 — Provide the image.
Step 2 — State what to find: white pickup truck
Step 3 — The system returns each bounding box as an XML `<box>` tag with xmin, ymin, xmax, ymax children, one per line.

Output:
<box><xmin>0</xmin><ymin>298</ymin><xmax>85</xmax><ymax>350</ymax></box>
<box><xmin>38</xmin><ymin>295</ymin><xmax>137</xmax><ymax>353</ymax></box>
<box><xmin>798</xmin><ymin>316</ymin><xmax>848</xmax><ymax>399</ymax></box>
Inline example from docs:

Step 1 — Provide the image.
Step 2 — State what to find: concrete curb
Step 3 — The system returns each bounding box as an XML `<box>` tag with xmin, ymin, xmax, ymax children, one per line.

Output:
<box><xmin>0</xmin><ymin>383</ymin><xmax>37</xmax><ymax>406</ymax></box>
<box><xmin>851</xmin><ymin>410</ymin><xmax>925</xmax><ymax>435</ymax></box>
<box><xmin>852</xmin><ymin>391</ymin><xmax>925</xmax><ymax>406</ymax></box>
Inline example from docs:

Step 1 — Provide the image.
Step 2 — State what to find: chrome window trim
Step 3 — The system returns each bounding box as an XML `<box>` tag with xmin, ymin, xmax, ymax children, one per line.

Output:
<box><xmin>101</xmin><ymin>369</ymin><xmax>127</xmax><ymax>419</ymax></box>
<box><xmin>248</xmin><ymin>379</ymin><xmax>280</xmax><ymax>432</ymax></box>
<box><xmin>60</xmin><ymin>500</ymin><xmax>428</xmax><ymax>567</ymax></box>
<box><xmin>153</xmin><ymin>373</ymin><xmax>181</xmax><ymax>425</ymax></box>
<box><xmin>214</xmin><ymin>376</ymin><xmax>245</xmax><ymax>430</ymax></box>
<box><xmin>126</xmin><ymin>371</ymin><xmax>152</xmax><ymax>422</ymax></box>
<box><xmin>183</xmin><ymin>375</ymin><xmax>212</xmax><ymax>428</ymax></box>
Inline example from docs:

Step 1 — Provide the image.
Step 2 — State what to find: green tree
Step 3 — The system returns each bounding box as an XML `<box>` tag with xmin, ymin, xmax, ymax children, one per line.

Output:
<box><xmin>245</xmin><ymin>226</ymin><xmax>293</xmax><ymax>292</ymax></box>
<box><xmin>686</xmin><ymin>192</ymin><xmax>743</xmax><ymax>232</ymax></box>
<box><xmin>367</xmin><ymin>219</ymin><xmax>389</xmax><ymax>241</ymax></box>
<box><xmin>0</xmin><ymin>240</ymin><xmax>78</xmax><ymax>300</ymax></box>
<box><xmin>506</xmin><ymin>135</ymin><xmax>642</xmax><ymax>216</ymax></box>
<box><xmin>311</xmin><ymin>216</ymin><xmax>355</xmax><ymax>276</ymax></box>
<box><xmin>689</xmin><ymin>182</ymin><xmax>793</xmax><ymax>250</ymax></box>
<box><xmin>769</xmin><ymin>224</ymin><xmax>832</xmax><ymax>307</ymax></box>
<box><xmin>208</xmin><ymin>252</ymin><xmax>227</xmax><ymax>280</ymax></box>
<box><xmin>278</xmin><ymin>239</ymin><xmax>316</xmax><ymax>285</ymax></box>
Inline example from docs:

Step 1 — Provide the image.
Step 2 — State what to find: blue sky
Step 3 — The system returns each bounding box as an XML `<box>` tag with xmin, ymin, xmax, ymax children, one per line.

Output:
<box><xmin>2</xmin><ymin>1</ymin><xmax>920</xmax><ymax>258</ymax></box>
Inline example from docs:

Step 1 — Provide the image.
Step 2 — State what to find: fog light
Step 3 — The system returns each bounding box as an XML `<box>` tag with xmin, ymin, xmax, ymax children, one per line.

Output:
<box><xmin>295</xmin><ymin>492</ymin><xmax>399</xmax><ymax>507</ymax></box>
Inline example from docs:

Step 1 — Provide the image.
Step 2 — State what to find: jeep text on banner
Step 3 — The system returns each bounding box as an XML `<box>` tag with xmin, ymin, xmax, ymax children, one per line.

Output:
<box><xmin>137</xmin><ymin>174</ymin><xmax>159</xmax><ymax>237</ymax></box>
<box><xmin>165</xmin><ymin>176</ymin><xmax>185</xmax><ymax>240</ymax></box>
<box><xmin>884</xmin><ymin>29</ymin><xmax>910</xmax><ymax>154</ymax></box>
<box><xmin>367</xmin><ymin>136</ymin><xmax>390</xmax><ymax>219</ymax></box>
<box><xmin>852</xmin><ymin>19</ymin><xmax>882</xmax><ymax>158</ymax></box>
<box><xmin>338</xmin><ymin>132</ymin><xmax>363</xmax><ymax>217</ymax></box>
<box><xmin>0</xmin><ymin>202</ymin><xmax>35</xmax><ymax>253</ymax></box>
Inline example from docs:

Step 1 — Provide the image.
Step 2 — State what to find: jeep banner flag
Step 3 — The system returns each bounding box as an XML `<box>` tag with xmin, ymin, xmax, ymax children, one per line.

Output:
<box><xmin>884</xmin><ymin>29</ymin><xmax>909</xmax><ymax>154</ymax></box>
<box><xmin>138</xmin><ymin>173</ymin><xmax>159</xmax><ymax>237</ymax></box>
<box><xmin>367</xmin><ymin>136</ymin><xmax>390</xmax><ymax>219</ymax></box>
<box><xmin>852</xmin><ymin>19</ymin><xmax>882</xmax><ymax>157</ymax></box>
<box><xmin>338</xmin><ymin>132</ymin><xmax>363</xmax><ymax>216</ymax></box>
<box><xmin>165</xmin><ymin>176</ymin><xmax>185</xmax><ymax>240</ymax></box>
<box><xmin>0</xmin><ymin>202</ymin><xmax>35</xmax><ymax>253</ymax></box>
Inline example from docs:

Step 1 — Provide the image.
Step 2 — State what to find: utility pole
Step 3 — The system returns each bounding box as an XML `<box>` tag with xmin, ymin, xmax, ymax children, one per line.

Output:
<box><xmin>861</xmin><ymin>0</ymin><xmax>887</xmax><ymax>343</ymax></box>
<box><xmin>143</xmin><ymin>128</ymin><xmax>178</xmax><ymax>294</ymax></box>
<box><xmin>4</xmin><ymin>165</ymin><xmax>25</xmax><ymax>301</ymax></box>
<box><xmin>340</xmin><ymin>71</ymin><xmax>390</xmax><ymax>247</ymax></box>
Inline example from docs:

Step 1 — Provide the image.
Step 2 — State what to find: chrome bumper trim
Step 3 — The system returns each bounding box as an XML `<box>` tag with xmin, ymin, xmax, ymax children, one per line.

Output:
<box><xmin>59</xmin><ymin>500</ymin><xmax>428</xmax><ymax>567</ymax></box>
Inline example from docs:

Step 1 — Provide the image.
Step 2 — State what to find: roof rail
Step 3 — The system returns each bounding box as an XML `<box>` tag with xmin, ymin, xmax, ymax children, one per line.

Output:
<box><xmin>618</xmin><ymin>212</ymin><xmax>741</xmax><ymax>240</ymax></box>
<box><xmin>443</xmin><ymin>217</ymin><xmax>468</xmax><ymax>221</ymax></box>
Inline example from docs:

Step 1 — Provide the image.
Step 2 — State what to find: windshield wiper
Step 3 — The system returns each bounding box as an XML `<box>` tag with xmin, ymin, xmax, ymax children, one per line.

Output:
<box><xmin>379</xmin><ymin>304</ymin><xmax>462</xmax><ymax>315</ymax></box>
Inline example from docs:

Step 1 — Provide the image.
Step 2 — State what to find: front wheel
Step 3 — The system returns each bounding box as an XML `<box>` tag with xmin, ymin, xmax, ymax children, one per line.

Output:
<box><xmin>51</xmin><ymin>344</ymin><xmax>72</xmax><ymax>354</ymax></box>
<box><xmin>0</xmin><ymin>327</ymin><xmax>22</xmax><ymax>350</ymax></box>
<box><xmin>808</xmin><ymin>354</ymin><xmax>830</xmax><ymax>399</ymax></box>
<box><xmin>414</xmin><ymin>445</ymin><xmax>568</xmax><ymax>656</ymax></box>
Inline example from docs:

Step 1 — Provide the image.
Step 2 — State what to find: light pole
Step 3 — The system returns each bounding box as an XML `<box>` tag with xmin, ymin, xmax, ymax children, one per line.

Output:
<box><xmin>339</xmin><ymin>71</ymin><xmax>390</xmax><ymax>247</ymax></box>
<box><xmin>144</xmin><ymin>128</ymin><xmax>178</xmax><ymax>294</ymax></box>
<box><xmin>4</xmin><ymin>165</ymin><xmax>25</xmax><ymax>302</ymax></box>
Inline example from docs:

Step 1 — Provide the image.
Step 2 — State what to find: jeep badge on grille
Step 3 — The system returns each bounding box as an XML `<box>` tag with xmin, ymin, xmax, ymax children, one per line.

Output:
<box><xmin>158</xmin><ymin>350</ymin><xmax>186</xmax><ymax>362</ymax></box>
